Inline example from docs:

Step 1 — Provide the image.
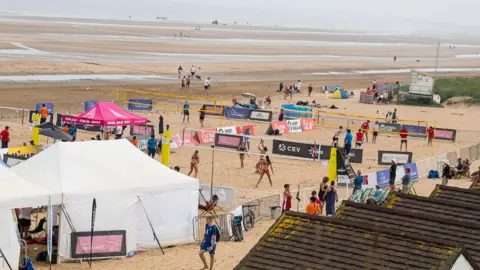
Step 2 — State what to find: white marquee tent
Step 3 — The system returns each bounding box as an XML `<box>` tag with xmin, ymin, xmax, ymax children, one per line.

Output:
<box><xmin>0</xmin><ymin>165</ymin><xmax>56</xmax><ymax>270</ymax></box>
<box><xmin>12</xmin><ymin>139</ymin><xmax>199</xmax><ymax>261</ymax></box>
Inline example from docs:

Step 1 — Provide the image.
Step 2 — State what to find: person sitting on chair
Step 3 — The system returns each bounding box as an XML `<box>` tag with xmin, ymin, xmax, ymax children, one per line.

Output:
<box><xmin>453</xmin><ymin>158</ymin><xmax>464</xmax><ymax>178</ymax></box>
<box><xmin>199</xmin><ymin>194</ymin><xmax>220</xmax><ymax>213</ymax></box>
<box><xmin>366</xmin><ymin>185</ymin><xmax>383</xmax><ymax>205</ymax></box>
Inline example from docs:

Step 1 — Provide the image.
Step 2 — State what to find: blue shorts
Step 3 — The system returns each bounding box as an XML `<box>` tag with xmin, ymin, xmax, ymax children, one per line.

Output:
<box><xmin>344</xmin><ymin>144</ymin><xmax>352</xmax><ymax>154</ymax></box>
<box><xmin>200</xmin><ymin>243</ymin><xmax>216</xmax><ymax>255</ymax></box>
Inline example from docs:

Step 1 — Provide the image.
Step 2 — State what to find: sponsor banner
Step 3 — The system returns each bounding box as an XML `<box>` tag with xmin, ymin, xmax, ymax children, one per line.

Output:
<box><xmin>203</xmin><ymin>104</ymin><xmax>225</xmax><ymax>116</ymax></box>
<box><xmin>270</xmin><ymin>121</ymin><xmax>289</xmax><ymax>135</ymax></box>
<box><xmin>7</xmin><ymin>145</ymin><xmax>44</xmax><ymax>158</ymax></box>
<box><xmin>127</xmin><ymin>99</ymin><xmax>153</xmax><ymax>111</ymax></box>
<box><xmin>172</xmin><ymin>133</ymin><xmax>199</xmax><ymax>147</ymax></box>
<box><xmin>401</xmin><ymin>124</ymin><xmax>426</xmax><ymax>138</ymax></box>
<box><xmin>319</xmin><ymin>145</ymin><xmax>363</xmax><ymax>163</ymax></box>
<box><xmin>196</xmin><ymin>128</ymin><xmax>216</xmax><ymax>144</ymax></box>
<box><xmin>84</xmin><ymin>100</ymin><xmax>99</xmax><ymax>112</ymax></box>
<box><xmin>376</xmin><ymin>169</ymin><xmax>391</xmax><ymax>188</ymax></box>
<box><xmin>70</xmin><ymin>230</ymin><xmax>126</xmax><ymax>259</ymax></box>
<box><xmin>248</xmin><ymin>110</ymin><xmax>273</xmax><ymax>122</ymax></box>
<box><xmin>200</xmin><ymin>184</ymin><xmax>235</xmax><ymax>206</ymax></box>
<box><xmin>286</xmin><ymin>119</ymin><xmax>302</xmax><ymax>133</ymax></box>
<box><xmin>127</xmin><ymin>135</ymin><xmax>149</xmax><ymax>150</ymax></box>
<box><xmin>214</xmin><ymin>133</ymin><xmax>243</xmax><ymax>149</ymax></box>
<box><xmin>223</xmin><ymin>107</ymin><xmax>250</xmax><ymax>120</ymax></box>
<box><xmin>363</xmin><ymin>172</ymin><xmax>378</xmax><ymax>189</ymax></box>
<box><xmin>378</xmin><ymin>151</ymin><xmax>413</xmax><ymax>165</ymax></box>
<box><xmin>272</xmin><ymin>139</ymin><xmax>320</xmax><ymax>160</ymax></box>
<box><xmin>216</xmin><ymin>126</ymin><xmax>237</xmax><ymax>135</ymax></box>
<box><xmin>336</xmin><ymin>149</ymin><xmax>350</xmax><ymax>183</ymax></box>
<box><xmin>236</xmin><ymin>125</ymin><xmax>256</xmax><ymax>136</ymax></box>
<box><xmin>56</xmin><ymin>113</ymin><xmax>102</xmax><ymax>132</ymax></box>
<box><xmin>434</xmin><ymin>128</ymin><xmax>456</xmax><ymax>141</ymax></box>
<box><xmin>29</xmin><ymin>111</ymin><xmax>54</xmax><ymax>124</ymax></box>
<box><xmin>403</xmin><ymin>163</ymin><xmax>419</xmax><ymax>181</ymax></box>
<box><xmin>130</xmin><ymin>125</ymin><xmax>155</xmax><ymax>136</ymax></box>
<box><xmin>35</xmin><ymin>102</ymin><xmax>54</xmax><ymax>113</ymax></box>
<box><xmin>373</xmin><ymin>122</ymin><xmax>401</xmax><ymax>133</ymax></box>
<box><xmin>395</xmin><ymin>165</ymin><xmax>405</xmax><ymax>185</ymax></box>
<box><xmin>301</xmin><ymin>118</ymin><xmax>316</xmax><ymax>132</ymax></box>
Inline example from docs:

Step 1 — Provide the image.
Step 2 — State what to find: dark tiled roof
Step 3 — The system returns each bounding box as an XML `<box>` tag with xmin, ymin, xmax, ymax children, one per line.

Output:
<box><xmin>470</xmin><ymin>179</ymin><xmax>480</xmax><ymax>190</ymax></box>
<box><xmin>235</xmin><ymin>211</ymin><xmax>474</xmax><ymax>270</ymax></box>
<box><xmin>430</xmin><ymin>185</ymin><xmax>480</xmax><ymax>204</ymax></box>
<box><xmin>336</xmin><ymin>201</ymin><xmax>480</xmax><ymax>267</ymax></box>
<box><xmin>386</xmin><ymin>192</ymin><xmax>480</xmax><ymax>223</ymax></box>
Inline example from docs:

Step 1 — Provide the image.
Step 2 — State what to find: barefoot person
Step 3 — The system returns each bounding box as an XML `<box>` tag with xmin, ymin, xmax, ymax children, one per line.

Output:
<box><xmin>181</xmin><ymin>76</ymin><xmax>186</xmax><ymax>91</ymax></box>
<box><xmin>399</xmin><ymin>126</ymin><xmax>408</xmax><ymax>151</ymax></box>
<box><xmin>186</xmin><ymin>75</ymin><xmax>191</xmax><ymax>90</ymax></box>
<box><xmin>177</xmin><ymin>65</ymin><xmax>183</xmax><ymax>78</ymax></box>
<box><xmin>182</xmin><ymin>101</ymin><xmax>190</xmax><ymax>124</ymax></box>
<box><xmin>238</xmin><ymin>142</ymin><xmax>248</xmax><ymax>168</ymax></box>
<box><xmin>199</xmin><ymin>105</ymin><xmax>206</xmax><ymax>128</ymax></box>
<box><xmin>282</xmin><ymin>184</ymin><xmax>292</xmax><ymax>212</ymax></box>
<box><xmin>354</xmin><ymin>129</ymin><xmax>364</xmax><ymax>148</ymax></box>
<box><xmin>255</xmin><ymin>139</ymin><xmax>268</xmax><ymax>173</ymax></box>
<box><xmin>188</xmin><ymin>150</ymin><xmax>200</xmax><ymax>178</ymax></box>
<box><xmin>204</xmin><ymin>77</ymin><xmax>211</xmax><ymax>95</ymax></box>
<box><xmin>255</xmin><ymin>156</ymin><xmax>274</xmax><ymax>187</ymax></box>
<box><xmin>372</xmin><ymin>121</ymin><xmax>379</xmax><ymax>144</ymax></box>
<box><xmin>427</xmin><ymin>126</ymin><xmax>434</xmax><ymax>146</ymax></box>
<box><xmin>199</xmin><ymin>216</ymin><xmax>217</xmax><ymax>270</ymax></box>
<box><xmin>361</xmin><ymin>120</ymin><xmax>370</xmax><ymax>142</ymax></box>
<box><xmin>331</xmin><ymin>126</ymin><xmax>343</xmax><ymax>147</ymax></box>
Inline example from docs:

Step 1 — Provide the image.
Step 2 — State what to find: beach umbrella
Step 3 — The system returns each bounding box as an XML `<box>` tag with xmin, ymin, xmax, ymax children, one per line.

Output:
<box><xmin>241</xmin><ymin>93</ymin><xmax>256</xmax><ymax>99</ymax></box>
<box><xmin>37</xmin><ymin>122</ymin><xmax>74</xmax><ymax>141</ymax></box>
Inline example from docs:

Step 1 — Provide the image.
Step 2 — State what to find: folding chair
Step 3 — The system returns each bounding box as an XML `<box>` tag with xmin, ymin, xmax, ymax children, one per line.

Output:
<box><xmin>377</xmin><ymin>189</ymin><xmax>391</xmax><ymax>204</ymax></box>
<box><xmin>360</xmin><ymin>188</ymin><xmax>373</xmax><ymax>203</ymax></box>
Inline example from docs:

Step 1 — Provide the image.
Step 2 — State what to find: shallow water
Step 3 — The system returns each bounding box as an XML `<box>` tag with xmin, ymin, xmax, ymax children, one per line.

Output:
<box><xmin>0</xmin><ymin>74</ymin><xmax>175</xmax><ymax>82</ymax></box>
<box><xmin>311</xmin><ymin>67</ymin><xmax>480</xmax><ymax>75</ymax></box>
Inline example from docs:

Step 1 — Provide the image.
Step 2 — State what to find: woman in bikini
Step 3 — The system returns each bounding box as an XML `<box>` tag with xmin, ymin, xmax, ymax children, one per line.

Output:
<box><xmin>188</xmin><ymin>150</ymin><xmax>200</xmax><ymax>178</ymax></box>
<box><xmin>238</xmin><ymin>142</ymin><xmax>249</xmax><ymax>168</ymax></box>
<box><xmin>255</xmin><ymin>139</ymin><xmax>268</xmax><ymax>174</ymax></box>
<box><xmin>256</xmin><ymin>155</ymin><xmax>274</xmax><ymax>187</ymax></box>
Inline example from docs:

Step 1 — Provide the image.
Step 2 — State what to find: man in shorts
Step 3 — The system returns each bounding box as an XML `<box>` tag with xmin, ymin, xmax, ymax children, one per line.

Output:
<box><xmin>372</xmin><ymin>121</ymin><xmax>379</xmax><ymax>144</ymax></box>
<box><xmin>204</xmin><ymin>77</ymin><xmax>211</xmax><ymax>95</ymax></box>
<box><xmin>360</xmin><ymin>120</ymin><xmax>370</xmax><ymax>142</ymax></box>
<box><xmin>186</xmin><ymin>75</ymin><xmax>191</xmax><ymax>90</ymax></box>
<box><xmin>183</xmin><ymin>101</ymin><xmax>190</xmax><ymax>124</ymax></box>
<box><xmin>354</xmin><ymin>129</ymin><xmax>364</xmax><ymax>148</ymax></box>
<box><xmin>399</xmin><ymin>126</ymin><xmax>408</xmax><ymax>151</ymax></box>
<box><xmin>282</xmin><ymin>184</ymin><xmax>292</xmax><ymax>212</ymax></box>
<box><xmin>39</xmin><ymin>104</ymin><xmax>49</xmax><ymax>124</ymax></box>
<box><xmin>147</xmin><ymin>135</ymin><xmax>157</xmax><ymax>158</ymax></box>
<box><xmin>199</xmin><ymin>216</ymin><xmax>217</xmax><ymax>270</ymax></box>
<box><xmin>0</xmin><ymin>126</ymin><xmax>10</xmax><ymax>148</ymax></box>
<box><xmin>181</xmin><ymin>76</ymin><xmax>186</xmax><ymax>92</ymax></box>
<box><xmin>392</xmin><ymin>108</ymin><xmax>398</xmax><ymax>124</ymax></box>
<box><xmin>191</xmin><ymin>65</ymin><xmax>196</xmax><ymax>77</ymax></box>
<box><xmin>427</xmin><ymin>126</ymin><xmax>434</xmax><ymax>146</ymax></box>
<box><xmin>332</xmin><ymin>126</ymin><xmax>343</xmax><ymax>147</ymax></box>
<box><xmin>344</xmin><ymin>129</ymin><xmax>353</xmax><ymax>155</ymax></box>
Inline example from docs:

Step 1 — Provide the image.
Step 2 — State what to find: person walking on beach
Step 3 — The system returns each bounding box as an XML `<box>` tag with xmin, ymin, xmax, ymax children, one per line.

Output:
<box><xmin>69</xmin><ymin>123</ymin><xmax>77</xmax><ymax>141</ymax></box>
<box><xmin>147</xmin><ymin>135</ymin><xmax>157</xmax><ymax>158</ymax></box>
<box><xmin>188</xmin><ymin>150</ymin><xmax>200</xmax><ymax>178</ymax></box>
<box><xmin>402</xmin><ymin>168</ymin><xmax>411</xmax><ymax>194</ymax></box>
<box><xmin>39</xmin><ymin>104</ymin><xmax>49</xmax><ymax>124</ymax></box>
<box><xmin>186</xmin><ymin>75</ymin><xmax>191</xmax><ymax>90</ymax></box>
<box><xmin>323</xmin><ymin>181</ymin><xmax>338</xmax><ymax>216</ymax></box>
<box><xmin>392</xmin><ymin>108</ymin><xmax>398</xmax><ymax>124</ymax></box>
<box><xmin>442</xmin><ymin>160</ymin><xmax>451</xmax><ymax>185</ymax></box>
<box><xmin>279</xmin><ymin>109</ymin><xmax>285</xmax><ymax>121</ymax></box>
<box><xmin>1</xmin><ymin>126</ymin><xmax>10</xmax><ymax>149</ymax></box>
<box><xmin>204</xmin><ymin>77</ymin><xmax>211</xmax><ymax>95</ymax></box>
<box><xmin>318</xmin><ymin>177</ymin><xmax>329</xmax><ymax>208</ymax></box>
<box><xmin>190</xmin><ymin>65</ymin><xmax>196</xmax><ymax>77</ymax></box>
<box><xmin>279</xmin><ymin>81</ymin><xmax>284</xmax><ymax>92</ymax></box>
<box><xmin>427</xmin><ymin>126</ymin><xmax>435</xmax><ymax>146</ymax></box>
<box><xmin>182</xmin><ymin>101</ymin><xmax>190</xmax><ymax>124</ymax></box>
<box><xmin>372</xmin><ymin>121</ymin><xmax>379</xmax><ymax>144</ymax></box>
<box><xmin>255</xmin><ymin>156</ymin><xmax>273</xmax><ymax>187</ymax></box>
<box><xmin>181</xmin><ymin>76</ymin><xmax>186</xmax><ymax>92</ymax></box>
<box><xmin>238</xmin><ymin>142</ymin><xmax>248</xmax><ymax>168</ymax></box>
<box><xmin>199</xmin><ymin>105</ymin><xmax>206</xmax><ymax>128</ymax></box>
<box><xmin>282</xmin><ymin>184</ymin><xmax>292</xmax><ymax>212</ymax></box>
<box><xmin>372</xmin><ymin>79</ymin><xmax>377</xmax><ymax>90</ymax></box>
<box><xmin>389</xmin><ymin>159</ymin><xmax>397</xmax><ymax>189</ymax></box>
<box><xmin>361</xmin><ymin>120</ymin><xmax>370</xmax><ymax>142</ymax></box>
<box><xmin>199</xmin><ymin>216</ymin><xmax>217</xmax><ymax>270</ymax></box>
<box><xmin>344</xmin><ymin>129</ymin><xmax>353</xmax><ymax>155</ymax></box>
<box><xmin>400</xmin><ymin>126</ymin><xmax>408</xmax><ymax>151</ymax></box>
<box><xmin>177</xmin><ymin>65</ymin><xmax>183</xmax><ymax>78</ymax></box>
<box><xmin>332</xmin><ymin>126</ymin><xmax>343</xmax><ymax>147</ymax></box>
<box><xmin>297</xmin><ymin>80</ymin><xmax>302</xmax><ymax>93</ymax></box>
<box><xmin>308</xmin><ymin>82</ymin><xmax>313</xmax><ymax>97</ymax></box>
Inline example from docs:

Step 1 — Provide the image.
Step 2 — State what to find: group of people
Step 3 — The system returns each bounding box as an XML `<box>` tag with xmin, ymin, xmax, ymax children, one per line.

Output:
<box><xmin>442</xmin><ymin>158</ymin><xmax>472</xmax><ymax>184</ymax></box>
<box><xmin>177</xmin><ymin>65</ymin><xmax>212</xmax><ymax>95</ymax></box>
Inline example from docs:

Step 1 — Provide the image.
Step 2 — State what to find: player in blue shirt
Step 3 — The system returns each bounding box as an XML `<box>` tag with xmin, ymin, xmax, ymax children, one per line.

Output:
<box><xmin>352</xmin><ymin>170</ymin><xmax>363</xmax><ymax>199</ymax></box>
<box><xmin>199</xmin><ymin>216</ymin><xmax>217</xmax><ymax>270</ymax></box>
<box><xmin>147</xmin><ymin>135</ymin><xmax>157</xmax><ymax>158</ymax></box>
<box><xmin>183</xmin><ymin>101</ymin><xmax>190</xmax><ymax>124</ymax></box>
<box><xmin>344</xmin><ymin>129</ymin><xmax>353</xmax><ymax>155</ymax></box>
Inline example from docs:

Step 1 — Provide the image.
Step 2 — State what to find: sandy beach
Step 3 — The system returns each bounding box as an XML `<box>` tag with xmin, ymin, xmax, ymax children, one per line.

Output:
<box><xmin>1</xmin><ymin>14</ymin><xmax>480</xmax><ymax>270</ymax></box>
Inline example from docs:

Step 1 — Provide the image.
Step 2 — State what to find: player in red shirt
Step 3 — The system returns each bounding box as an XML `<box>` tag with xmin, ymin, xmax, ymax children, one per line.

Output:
<box><xmin>355</xmin><ymin>129</ymin><xmax>364</xmax><ymax>148</ymax></box>
<box><xmin>427</xmin><ymin>126</ymin><xmax>435</xmax><ymax>146</ymax></box>
<box><xmin>400</xmin><ymin>127</ymin><xmax>408</xmax><ymax>151</ymax></box>
<box><xmin>0</xmin><ymin>126</ymin><xmax>9</xmax><ymax>149</ymax></box>
<box><xmin>360</xmin><ymin>120</ymin><xmax>370</xmax><ymax>142</ymax></box>
<box><xmin>282</xmin><ymin>184</ymin><xmax>292</xmax><ymax>212</ymax></box>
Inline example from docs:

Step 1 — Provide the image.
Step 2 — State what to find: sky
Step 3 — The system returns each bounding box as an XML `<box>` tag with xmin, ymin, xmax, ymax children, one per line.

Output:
<box><xmin>1</xmin><ymin>0</ymin><xmax>478</xmax><ymax>33</ymax></box>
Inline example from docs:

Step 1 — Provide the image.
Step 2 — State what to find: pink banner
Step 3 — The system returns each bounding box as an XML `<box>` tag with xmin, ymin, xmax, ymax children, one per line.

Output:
<box><xmin>270</xmin><ymin>121</ymin><xmax>289</xmax><ymax>134</ymax></box>
<box><xmin>75</xmin><ymin>235</ymin><xmax>123</xmax><ymax>255</ymax></box>
<box><xmin>236</xmin><ymin>125</ymin><xmax>256</xmax><ymax>136</ymax></box>
<box><xmin>196</xmin><ymin>128</ymin><xmax>216</xmax><ymax>144</ymax></box>
<box><xmin>301</xmin><ymin>118</ymin><xmax>316</xmax><ymax>131</ymax></box>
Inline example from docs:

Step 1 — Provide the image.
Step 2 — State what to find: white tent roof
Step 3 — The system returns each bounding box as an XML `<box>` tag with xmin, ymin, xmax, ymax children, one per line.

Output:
<box><xmin>12</xmin><ymin>139</ymin><xmax>198</xmax><ymax>202</ymax></box>
<box><xmin>0</xmin><ymin>165</ymin><xmax>54</xmax><ymax>209</ymax></box>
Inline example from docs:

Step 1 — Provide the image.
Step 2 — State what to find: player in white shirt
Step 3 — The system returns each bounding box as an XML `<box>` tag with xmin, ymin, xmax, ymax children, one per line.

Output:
<box><xmin>204</xmin><ymin>77</ymin><xmax>211</xmax><ymax>95</ymax></box>
<box><xmin>191</xmin><ymin>65</ymin><xmax>196</xmax><ymax>77</ymax></box>
<box><xmin>297</xmin><ymin>80</ymin><xmax>301</xmax><ymax>92</ymax></box>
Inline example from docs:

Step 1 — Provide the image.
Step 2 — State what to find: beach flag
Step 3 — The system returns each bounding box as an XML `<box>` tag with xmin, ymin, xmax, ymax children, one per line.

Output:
<box><xmin>32</xmin><ymin>113</ymin><xmax>40</xmax><ymax>145</ymax></box>
<box><xmin>328</xmin><ymin>148</ymin><xmax>337</xmax><ymax>183</ymax></box>
<box><xmin>162</xmin><ymin>127</ymin><xmax>171</xmax><ymax>166</ymax></box>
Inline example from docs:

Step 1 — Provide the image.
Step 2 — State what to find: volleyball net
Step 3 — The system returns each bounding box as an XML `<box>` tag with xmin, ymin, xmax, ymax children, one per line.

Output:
<box><xmin>121</xmin><ymin>89</ymin><xmax>219</xmax><ymax>113</ymax></box>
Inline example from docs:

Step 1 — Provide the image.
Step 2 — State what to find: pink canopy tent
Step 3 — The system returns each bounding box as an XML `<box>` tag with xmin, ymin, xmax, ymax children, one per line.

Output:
<box><xmin>61</xmin><ymin>102</ymin><xmax>148</xmax><ymax>126</ymax></box>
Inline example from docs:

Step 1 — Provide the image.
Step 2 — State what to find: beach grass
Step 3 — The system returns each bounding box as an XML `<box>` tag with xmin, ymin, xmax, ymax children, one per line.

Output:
<box><xmin>435</xmin><ymin>77</ymin><xmax>480</xmax><ymax>103</ymax></box>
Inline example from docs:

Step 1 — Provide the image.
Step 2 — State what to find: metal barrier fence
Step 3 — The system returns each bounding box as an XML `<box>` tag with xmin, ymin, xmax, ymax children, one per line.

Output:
<box><xmin>193</xmin><ymin>213</ymin><xmax>232</xmax><ymax>242</ymax></box>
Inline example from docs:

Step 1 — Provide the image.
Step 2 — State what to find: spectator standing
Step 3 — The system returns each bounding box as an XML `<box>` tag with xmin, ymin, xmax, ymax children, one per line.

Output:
<box><xmin>305</xmin><ymin>197</ymin><xmax>320</xmax><ymax>216</ymax></box>
<box><xmin>199</xmin><ymin>216</ymin><xmax>217</xmax><ymax>270</ymax></box>
<box><xmin>453</xmin><ymin>158</ymin><xmax>464</xmax><ymax>178</ymax></box>
<box><xmin>402</xmin><ymin>168</ymin><xmax>411</xmax><ymax>194</ymax></box>
<box><xmin>39</xmin><ymin>104</ymin><xmax>49</xmax><ymax>124</ymax></box>
<box><xmin>278</xmin><ymin>109</ymin><xmax>284</xmax><ymax>121</ymax></box>
<box><xmin>282</xmin><ymin>184</ymin><xmax>292</xmax><ymax>212</ymax></box>
<box><xmin>392</xmin><ymin>108</ymin><xmax>398</xmax><ymax>123</ymax></box>
<box><xmin>400</xmin><ymin>127</ymin><xmax>408</xmax><ymax>151</ymax></box>
<box><xmin>389</xmin><ymin>159</ymin><xmax>397</xmax><ymax>189</ymax></box>
<box><xmin>297</xmin><ymin>80</ymin><xmax>301</xmax><ymax>92</ymax></box>
<box><xmin>427</xmin><ymin>126</ymin><xmax>435</xmax><ymax>146</ymax></box>
<box><xmin>361</xmin><ymin>120</ymin><xmax>370</xmax><ymax>142</ymax></box>
<box><xmin>69</xmin><ymin>124</ymin><xmax>78</xmax><ymax>141</ymax></box>
<box><xmin>442</xmin><ymin>160</ymin><xmax>451</xmax><ymax>185</ymax></box>
<box><xmin>186</xmin><ymin>75</ymin><xmax>191</xmax><ymax>90</ymax></box>
<box><xmin>323</xmin><ymin>181</ymin><xmax>338</xmax><ymax>216</ymax></box>
<box><xmin>372</xmin><ymin>121</ymin><xmax>379</xmax><ymax>144</ymax></box>
<box><xmin>204</xmin><ymin>77</ymin><xmax>211</xmax><ymax>95</ymax></box>
<box><xmin>352</xmin><ymin>170</ymin><xmax>363</xmax><ymax>198</ymax></box>
<box><xmin>190</xmin><ymin>65</ymin><xmax>196</xmax><ymax>77</ymax></box>
<box><xmin>183</xmin><ymin>101</ymin><xmax>190</xmax><ymax>124</ymax></box>
<box><xmin>199</xmin><ymin>105</ymin><xmax>206</xmax><ymax>128</ymax></box>
<box><xmin>308</xmin><ymin>83</ymin><xmax>313</xmax><ymax>97</ymax></box>
<box><xmin>0</xmin><ymin>126</ymin><xmax>10</xmax><ymax>148</ymax></box>
<box><xmin>279</xmin><ymin>81</ymin><xmax>284</xmax><ymax>92</ymax></box>
<box><xmin>344</xmin><ymin>129</ymin><xmax>353</xmax><ymax>155</ymax></box>
<box><xmin>147</xmin><ymin>135</ymin><xmax>157</xmax><ymax>158</ymax></box>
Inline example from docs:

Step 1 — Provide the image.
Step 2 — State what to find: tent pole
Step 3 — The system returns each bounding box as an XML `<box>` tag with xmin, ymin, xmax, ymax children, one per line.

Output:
<box><xmin>137</xmin><ymin>196</ymin><xmax>165</xmax><ymax>255</ymax></box>
<box><xmin>0</xmin><ymin>249</ymin><xmax>12</xmax><ymax>270</ymax></box>
<box><xmin>210</xmin><ymin>146</ymin><xmax>215</xmax><ymax>199</ymax></box>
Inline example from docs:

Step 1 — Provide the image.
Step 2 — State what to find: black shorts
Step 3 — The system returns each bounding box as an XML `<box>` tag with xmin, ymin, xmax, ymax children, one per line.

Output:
<box><xmin>199</xmin><ymin>116</ymin><xmax>205</xmax><ymax>120</ymax></box>
<box><xmin>332</xmin><ymin>137</ymin><xmax>339</xmax><ymax>141</ymax></box>
<box><xmin>40</xmin><ymin>118</ymin><xmax>47</xmax><ymax>124</ymax></box>
<box><xmin>204</xmin><ymin>85</ymin><xmax>209</xmax><ymax>90</ymax></box>
<box><xmin>373</xmin><ymin>131</ymin><xmax>378</xmax><ymax>136</ymax></box>
<box><xmin>18</xmin><ymin>218</ymin><xmax>31</xmax><ymax>228</ymax></box>
<box><xmin>344</xmin><ymin>144</ymin><xmax>352</xmax><ymax>154</ymax></box>
<box><xmin>184</xmin><ymin>111</ymin><xmax>190</xmax><ymax>116</ymax></box>
<box><xmin>191</xmin><ymin>72</ymin><xmax>195</xmax><ymax>76</ymax></box>
<box><xmin>401</xmin><ymin>139</ymin><xmax>407</xmax><ymax>143</ymax></box>
<box><xmin>356</xmin><ymin>142</ymin><xmax>362</xmax><ymax>147</ymax></box>
<box><xmin>148</xmin><ymin>148</ymin><xmax>156</xmax><ymax>157</ymax></box>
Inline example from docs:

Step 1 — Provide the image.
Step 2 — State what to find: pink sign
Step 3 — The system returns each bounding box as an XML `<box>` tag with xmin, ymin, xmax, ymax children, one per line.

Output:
<box><xmin>236</xmin><ymin>125</ymin><xmax>256</xmax><ymax>136</ymax></box>
<box><xmin>435</xmin><ymin>129</ymin><xmax>454</xmax><ymax>140</ymax></box>
<box><xmin>216</xmin><ymin>134</ymin><xmax>242</xmax><ymax>148</ymax></box>
<box><xmin>301</xmin><ymin>118</ymin><xmax>316</xmax><ymax>131</ymax></box>
<box><xmin>75</xmin><ymin>235</ymin><xmax>124</xmax><ymax>255</ymax></box>
<box><xmin>270</xmin><ymin>121</ymin><xmax>289</xmax><ymax>135</ymax></box>
<box><xmin>196</xmin><ymin>128</ymin><xmax>216</xmax><ymax>144</ymax></box>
